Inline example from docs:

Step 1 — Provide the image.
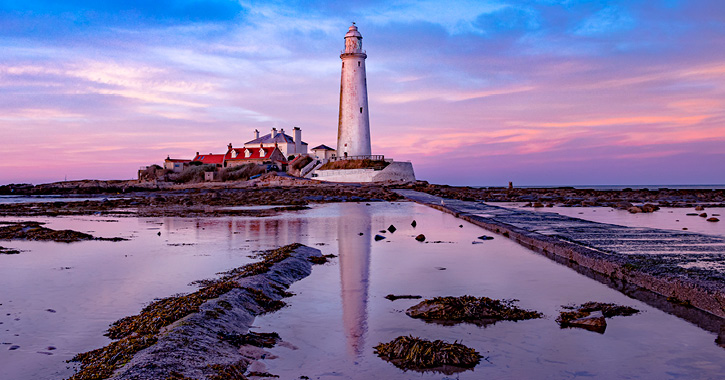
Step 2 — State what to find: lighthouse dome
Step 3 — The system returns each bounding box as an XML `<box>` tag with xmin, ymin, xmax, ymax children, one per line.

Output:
<box><xmin>345</xmin><ymin>24</ymin><xmax>362</xmax><ymax>38</ymax></box>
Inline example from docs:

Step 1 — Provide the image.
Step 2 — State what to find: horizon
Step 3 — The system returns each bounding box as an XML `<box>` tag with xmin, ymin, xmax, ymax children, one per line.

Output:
<box><xmin>1</xmin><ymin>1</ymin><xmax>724</xmax><ymax>186</ymax></box>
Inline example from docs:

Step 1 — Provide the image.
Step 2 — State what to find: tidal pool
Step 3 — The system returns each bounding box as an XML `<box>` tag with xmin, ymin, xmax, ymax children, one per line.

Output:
<box><xmin>0</xmin><ymin>202</ymin><xmax>723</xmax><ymax>379</ymax></box>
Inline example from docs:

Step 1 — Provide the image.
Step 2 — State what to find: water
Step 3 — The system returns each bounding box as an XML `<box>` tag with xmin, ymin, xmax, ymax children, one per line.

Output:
<box><xmin>1</xmin><ymin>203</ymin><xmax>723</xmax><ymax>379</ymax></box>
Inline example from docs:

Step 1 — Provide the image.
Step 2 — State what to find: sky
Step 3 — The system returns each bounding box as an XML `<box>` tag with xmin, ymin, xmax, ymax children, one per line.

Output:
<box><xmin>1</xmin><ymin>0</ymin><xmax>724</xmax><ymax>186</ymax></box>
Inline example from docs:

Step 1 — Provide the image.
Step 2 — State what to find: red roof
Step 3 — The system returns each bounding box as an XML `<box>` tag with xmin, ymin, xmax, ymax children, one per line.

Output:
<box><xmin>192</xmin><ymin>154</ymin><xmax>225</xmax><ymax>165</ymax></box>
<box><xmin>226</xmin><ymin>147</ymin><xmax>285</xmax><ymax>161</ymax></box>
<box><xmin>165</xmin><ymin>158</ymin><xmax>191</xmax><ymax>163</ymax></box>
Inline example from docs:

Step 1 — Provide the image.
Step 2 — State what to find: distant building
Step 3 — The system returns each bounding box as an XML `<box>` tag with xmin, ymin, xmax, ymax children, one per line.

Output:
<box><xmin>164</xmin><ymin>157</ymin><xmax>191</xmax><ymax>173</ymax></box>
<box><xmin>192</xmin><ymin>152</ymin><xmax>225</xmax><ymax>168</ymax></box>
<box><xmin>224</xmin><ymin>143</ymin><xmax>286</xmax><ymax>168</ymax></box>
<box><xmin>244</xmin><ymin>127</ymin><xmax>307</xmax><ymax>157</ymax></box>
<box><xmin>311</xmin><ymin>144</ymin><xmax>336</xmax><ymax>160</ymax></box>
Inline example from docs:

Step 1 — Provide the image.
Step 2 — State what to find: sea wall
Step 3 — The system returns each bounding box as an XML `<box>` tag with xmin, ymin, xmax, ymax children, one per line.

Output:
<box><xmin>395</xmin><ymin>190</ymin><xmax>725</xmax><ymax>320</ymax></box>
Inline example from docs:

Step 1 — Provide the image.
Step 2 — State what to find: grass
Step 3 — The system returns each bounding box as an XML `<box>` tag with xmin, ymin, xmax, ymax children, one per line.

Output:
<box><xmin>221</xmin><ymin>163</ymin><xmax>266</xmax><ymax>181</ymax></box>
<box><xmin>318</xmin><ymin>159</ymin><xmax>389</xmax><ymax>171</ymax></box>
<box><xmin>374</xmin><ymin>336</ymin><xmax>481</xmax><ymax>372</ymax></box>
<box><xmin>67</xmin><ymin>243</ymin><xmax>303</xmax><ymax>380</ymax></box>
<box><xmin>406</xmin><ymin>296</ymin><xmax>542</xmax><ymax>324</ymax></box>
<box><xmin>170</xmin><ymin>164</ymin><xmax>218</xmax><ymax>183</ymax></box>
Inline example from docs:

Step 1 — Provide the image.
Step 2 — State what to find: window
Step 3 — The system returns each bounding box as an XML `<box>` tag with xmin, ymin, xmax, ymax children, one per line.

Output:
<box><xmin>358</xmin><ymin>61</ymin><xmax>360</xmax><ymax>67</ymax></box>
<box><xmin>360</xmin><ymin>107</ymin><xmax>363</xmax><ymax>113</ymax></box>
<box><xmin>244</xmin><ymin>149</ymin><xmax>251</xmax><ymax>158</ymax></box>
<box><xmin>342</xmin><ymin>62</ymin><xmax>344</xmax><ymax>68</ymax></box>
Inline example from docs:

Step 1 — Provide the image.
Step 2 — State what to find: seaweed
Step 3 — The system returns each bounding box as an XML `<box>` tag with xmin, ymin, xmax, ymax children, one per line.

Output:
<box><xmin>374</xmin><ymin>336</ymin><xmax>481</xmax><ymax>373</ymax></box>
<box><xmin>208</xmin><ymin>361</ymin><xmax>249</xmax><ymax>380</ymax></box>
<box><xmin>406</xmin><ymin>296</ymin><xmax>542</xmax><ymax>325</ymax></box>
<box><xmin>218</xmin><ymin>331</ymin><xmax>280</xmax><ymax>348</ymax></box>
<box><xmin>307</xmin><ymin>254</ymin><xmax>337</xmax><ymax>265</ymax></box>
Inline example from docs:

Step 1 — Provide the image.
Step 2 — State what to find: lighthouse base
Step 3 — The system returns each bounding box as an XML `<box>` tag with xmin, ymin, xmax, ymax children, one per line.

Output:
<box><xmin>312</xmin><ymin>161</ymin><xmax>416</xmax><ymax>183</ymax></box>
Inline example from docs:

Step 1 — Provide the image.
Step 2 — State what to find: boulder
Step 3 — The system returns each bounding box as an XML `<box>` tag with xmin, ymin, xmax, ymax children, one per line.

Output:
<box><xmin>628</xmin><ymin>206</ymin><xmax>643</xmax><ymax>214</ymax></box>
<box><xmin>695</xmin><ymin>205</ymin><xmax>705</xmax><ymax>211</ymax></box>
<box><xmin>374</xmin><ymin>234</ymin><xmax>386</xmax><ymax>241</ymax></box>
<box><xmin>415</xmin><ymin>234</ymin><xmax>426</xmax><ymax>242</ymax></box>
<box><xmin>411</xmin><ymin>220</ymin><xmax>417</xmax><ymax>228</ymax></box>
<box><xmin>568</xmin><ymin>311</ymin><xmax>607</xmax><ymax>333</ymax></box>
<box><xmin>699</xmin><ymin>213</ymin><xmax>708</xmax><ymax>218</ymax></box>
<box><xmin>387</xmin><ymin>225</ymin><xmax>397</xmax><ymax>233</ymax></box>
<box><xmin>707</xmin><ymin>217</ymin><xmax>719</xmax><ymax>222</ymax></box>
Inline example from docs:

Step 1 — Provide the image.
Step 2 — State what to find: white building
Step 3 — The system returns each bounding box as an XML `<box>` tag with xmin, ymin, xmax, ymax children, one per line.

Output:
<box><xmin>337</xmin><ymin>23</ymin><xmax>372</xmax><ymax>158</ymax></box>
<box><xmin>244</xmin><ymin>126</ymin><xmax>307</xmax><ymax>158</ymax></box>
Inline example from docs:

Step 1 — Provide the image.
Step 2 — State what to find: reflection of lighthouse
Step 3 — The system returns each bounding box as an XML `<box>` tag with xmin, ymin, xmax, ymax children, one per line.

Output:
<box><xmin>338</xmin><ymin>204</ymin><xmax>372</xmax><ymax>357</ymax></box>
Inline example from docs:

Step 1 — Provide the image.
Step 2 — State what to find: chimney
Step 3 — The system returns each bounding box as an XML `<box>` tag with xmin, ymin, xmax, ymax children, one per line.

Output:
<box><xmin>293</xmin><ymin>126</ymin><xmax>302</xmax><ymax>155</ymax></box>
<box><xmin>195</xmin><ymin>151</ymin><xmax>199</xmax><ymax>157</ymax></box>
<box><xmin>280</xmin><ymin>128</ymin><xmax>285</xmax><ymax>135</ymax></box>
<box><xmin>271</xmin><ymin>127</ymin><xmax>277</xmax><ymax>137</ymax></box>
<box><xmin>228</xmin><ymin>143</ymin><xmax>232</xmax><ymax>151</ymax></box>
<box><xmin>254</xmin><ymin>129</ymin><xmax>259</xmax><ymax>139</ymax></box>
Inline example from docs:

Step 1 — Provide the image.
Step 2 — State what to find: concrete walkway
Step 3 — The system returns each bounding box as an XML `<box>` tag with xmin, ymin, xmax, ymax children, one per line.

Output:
<box><xmin>395</xmin><ymin>189</ymin><xmax>725</xmax><ymax>321</ymax></box>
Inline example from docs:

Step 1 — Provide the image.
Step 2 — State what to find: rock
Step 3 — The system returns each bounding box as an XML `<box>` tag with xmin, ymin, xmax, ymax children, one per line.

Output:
<box><xmin>641</xmin><ymin>204</ymin><xmax>659</xmax><ymax>213</ymax></box>
<box><xmin>374</xmin><ymin>234</ymin><xmax>386</xmax><ymax>241</ymax></box>
<box><xmin>411</xmin><ymin>220</ymin><xmax>417</xmax><ymax>228</ymax></box>
<box><xmin>614</xmin><ymin>201</ymin><xmax>633</xmax><ymax>210</ymax></box>
<box><xmin>695</xmin><ymin>205</ymin><xmax>705</xmax><ymax>211</ymax></box>
<box><xmin>707</xmin><ymin>217</ymin><xmax>719</xmax><ymax>222</ymax></box>
<box><xmin>358</xmin><ymin>232</ymin><xmax>364</xmax><ymax>236</ymax></box>
<box><xmin>568</xmin><ymin>311</ymin><xmax>607</xmax><ymax>333</ymax></box>
<box><xmin>533</xmin><ymin>202</ymin><xmax>544</xmax><ymax>208</ymax></box>
<box><xmin>477</xmin><ymin>235</ymin><xmax>494</xmax><ymax>241</ymax></box>
<box><xmin>387</xmin><ymin>225</ymin><xmax>397</xmax><ymax>233</ymax></box>
<box><xmin>628</xmin><ymin>206</ymin><xmax>643</xmax><ymax>214</ymax></box>
<box><xmin>686</xmin><ymin>213</ymin><xmax>698</xmax><ymax>216</ymax></box>
<box><xmin>385</xmin><ymin>294</ymin><xmax>422</xmax><ymax>301</ymax></box>
<box><xmin>472</xmin><ymin>241</ymin><xmax>483</xmax><ymax>244</ymax></box>
<box><xmin>699</xmin><ymin>213</ymin><xmax>708</xmax><ymax>218</ymax></box>
<box><xmin>415</xmin><ymin>234</ymin><xmax>426</xmax><ymax>242</ymax></box>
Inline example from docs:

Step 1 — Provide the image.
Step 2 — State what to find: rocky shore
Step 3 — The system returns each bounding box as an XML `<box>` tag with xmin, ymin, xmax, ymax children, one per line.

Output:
<box><xmin>408</xmin><ymin>183</ymin><xmax>725</xmax><ymax>209</ymax></box>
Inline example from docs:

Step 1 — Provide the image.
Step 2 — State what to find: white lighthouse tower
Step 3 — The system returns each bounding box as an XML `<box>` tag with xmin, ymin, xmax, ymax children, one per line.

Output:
<box><xmin>337</xmin><ymin>23</ymin><xmax>371</xmax><ymax>158</ymax></box>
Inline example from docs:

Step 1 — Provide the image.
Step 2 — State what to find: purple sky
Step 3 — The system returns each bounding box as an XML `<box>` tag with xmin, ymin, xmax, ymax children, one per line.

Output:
<box><xmin>1</xmin><ymin>0</ymin><xmax>724</xmax><ymax>186</ymax></box>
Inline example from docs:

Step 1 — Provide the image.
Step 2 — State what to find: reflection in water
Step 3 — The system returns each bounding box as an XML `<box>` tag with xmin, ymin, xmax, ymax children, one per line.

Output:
<box><xmin>338</xmin><ymin>204</ymin><xmax>372</xmax><ymax>357</ymax></box>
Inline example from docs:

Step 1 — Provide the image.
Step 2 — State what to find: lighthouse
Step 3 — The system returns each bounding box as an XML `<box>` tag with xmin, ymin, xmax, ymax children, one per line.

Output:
<box><xmin>337</xmin><ymin>23</ymin><xmax>372</xmax><ymax>158</ymax></box>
